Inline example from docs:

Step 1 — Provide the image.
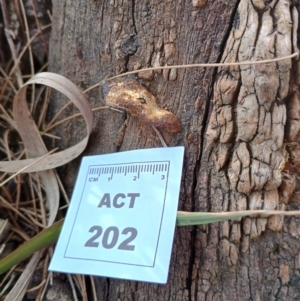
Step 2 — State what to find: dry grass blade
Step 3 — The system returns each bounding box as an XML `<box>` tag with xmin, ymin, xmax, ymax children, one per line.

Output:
<box><xmin>10</xmin><ymin>72</ymin><xmax>93</xmax><ymax>225</ymax></box>
<box><xmin>1</xmin><ymin>72</ymin><xmax>93</xmax><ymax>301</ymax></box>
<box><xmin>0</xmin><ymin>148</ymin><xmax>58</xmax><ymax>188</ymax></box>
<box><xmin>4</xmin><ymin>253</ymin><xmax>41</xmax><ymax>301</ymax></box>
<box><xmin>0</xmin><ymin>72</ymin><xmax>93</xmax><ymax>172</ymax></box>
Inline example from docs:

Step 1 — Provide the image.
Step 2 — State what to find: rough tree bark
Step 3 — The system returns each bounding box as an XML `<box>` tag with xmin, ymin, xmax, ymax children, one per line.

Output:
<box><xmin>49</xmin><ymin>0</ymin><xmax>300</xmax><ymax>300</ymax></box>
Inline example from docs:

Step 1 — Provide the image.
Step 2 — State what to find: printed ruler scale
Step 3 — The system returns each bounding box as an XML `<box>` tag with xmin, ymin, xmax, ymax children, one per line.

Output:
<box><xmin>88</xmin><ymin>161</ymin><xmax>170</xmax><ymax>180</ymax></box>
<box><xmin>49</xmin><ymin>147</ymin><xmax>184</xmax><ymax>283</ymax></box>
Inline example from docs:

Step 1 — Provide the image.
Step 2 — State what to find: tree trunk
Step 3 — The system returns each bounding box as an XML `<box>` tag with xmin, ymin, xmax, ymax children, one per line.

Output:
<box><xmin>49</xmin><ymin>0</ymin><xmax>300</xmax><ymax>300</ymax></box>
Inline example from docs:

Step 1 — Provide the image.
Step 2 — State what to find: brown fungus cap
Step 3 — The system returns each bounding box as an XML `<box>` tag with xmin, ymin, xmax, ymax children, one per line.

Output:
<box><xmin>103</xmin><ymin>81</ymin><xmax>180</xmax><ymax>133</ymax></box>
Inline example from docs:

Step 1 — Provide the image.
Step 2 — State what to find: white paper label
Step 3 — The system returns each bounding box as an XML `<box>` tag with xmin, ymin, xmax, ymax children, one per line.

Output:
<box><xmin>49</xmin><ymin>147</ymin><xmax>184</xmax><ymax>283</ymax></box>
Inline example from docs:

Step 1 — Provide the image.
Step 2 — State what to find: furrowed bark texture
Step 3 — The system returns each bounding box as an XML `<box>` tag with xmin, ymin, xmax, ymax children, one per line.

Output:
<box><xmin>49</xmin><ymin>0</ymin><xmax>300</xmax><ymax>300</ymax></box>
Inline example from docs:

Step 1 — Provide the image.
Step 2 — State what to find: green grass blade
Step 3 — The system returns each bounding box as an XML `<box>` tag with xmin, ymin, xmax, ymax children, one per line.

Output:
<box><xmin>177</xmin><ymin>210</ymin><xmax>275</xmax><ymax>226</ymax></box>
<box><xmin>0</xmin><ymin>219</ymin><xmax>63</xmax><ymax>275</ymax></box>
<box><xmin>1</xmin><ymin>210</ymin><xmax>300</xmax><ymax>275</ymax></box>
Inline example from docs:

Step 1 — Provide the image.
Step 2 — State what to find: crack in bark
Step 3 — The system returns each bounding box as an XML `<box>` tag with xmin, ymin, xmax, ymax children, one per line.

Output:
<box><xmin>105</xmin><ymin>278</ymin><xmax>110</xmax><ymax>301</ymax></box>
<box><xmin>131</xmin><ymin>0</ymin><xmax>137</xmax><ymax>35</ymax></box>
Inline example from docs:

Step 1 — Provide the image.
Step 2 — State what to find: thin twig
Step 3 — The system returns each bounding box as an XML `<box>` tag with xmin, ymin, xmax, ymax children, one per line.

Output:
<box><xmin>0</xmin><ymin>266</ymin><xmax>15</xmax><ymax>290</ymax></box>
<box><xmin>30</xmin><ymin>0</ymin><xmax>49</xmax><ymax>57</ymax></box>
<box><xmin>0</xmin><ymin>66</ymin><xmax>17</xmax><ymax>94</ymax></box>
<box><xmin>39</xmin><ymin>272</ymin><xmax>51</xmax><ymax>301</ymax></box>
<box><xmin>18</xmin><ymin>0</ymin><xmax>35</xmax><ymax>110</ymax></box>
<box><xmin>11</xmin><ymin>227</ymin><xmax>31</xmax><ymax>241</ymax></box>
<box><xmin>44</xmin><ymin>106</ymin><xmax>108</xmax><ymax>133</ymax></box>
<box><xmin>0</xmin><ymin>196</ymin><xmax>34</xmax><ymax>228</ymax></box>
<box><xmin>152</xmin><ymin>126</ymin><xmax>168</xmax><ymax>147</ymax></box>
<box><xmin>15</xmin><ymin>174</ymin><xmax>21</xmax><ymax>217</ymax></box>
<box><xmin>90</xmin><ymin>276</ymin><xmax>97</xmax><ymax>301</ymax></box>
<box><xmin>35</xmin><ymin>253</ymin><xmax>50</xmax><ymax>301</ymax></box>
<box><xmin>8</xmin><ymin>23</ymin><xmax>51</xmax><ymax>80</ymax></box>
<box><xmin>68</xmin><ymin>274</ymin><xmax>79</xmax><ymax>301</ymax></box>
<box><xmin>0</xmin><ymin>273</ymin><xmax>16</xmax><ymax>297</ymax></box>
<box><xmin>0</xmin><ymin>0</ymin><xmax>23</xmax><ymax>88</ymax></box>
<box><xmin>55</xmin><ymin>171</ymin><xmax>70</xmax><ymax>205</ymax></box>
<box><xmin>45</xmin><ymin>100</ymin><xmax>74</xmax><ymax>130</ymax></box>
<box><xmin>36</xmin><ymin>173</ymin><xmax>47</xmax><ymax>226</ymax></box>
<box><xmin>25</xmin><ymin>279</ymin><xmax>46</xmax><ymax>292</ymax></box>
<box><xmin>84</xmin><ymin>52</ymin><xmax>299</xmax><ymax>93</ymax></box>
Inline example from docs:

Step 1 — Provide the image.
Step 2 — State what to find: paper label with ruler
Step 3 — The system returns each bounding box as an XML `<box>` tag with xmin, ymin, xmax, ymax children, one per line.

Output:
<box><xmin>49</xmin><ymin>147</ymin><xmax>184</xmax><ymax>283</ymax></box>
